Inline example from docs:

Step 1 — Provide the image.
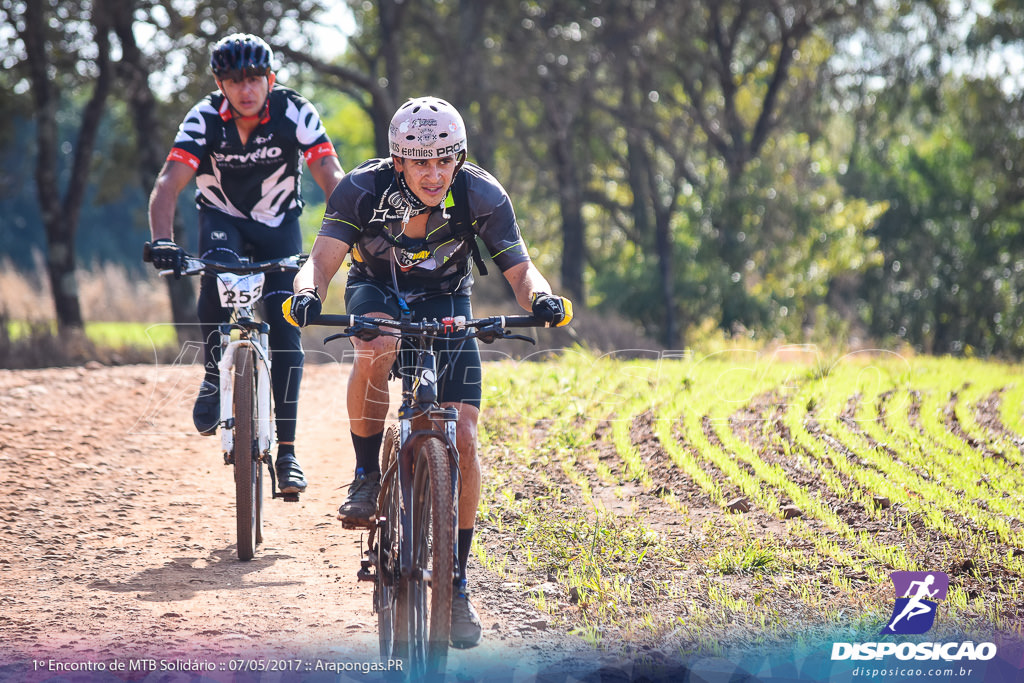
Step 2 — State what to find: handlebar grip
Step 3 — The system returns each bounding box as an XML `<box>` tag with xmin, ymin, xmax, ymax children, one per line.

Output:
<box><xmin>142</xmin><ymin>241</ymin><xmax>153</xmax><ymax>263</ymax></box>
<box><xmin>499</xmin><ymin>315</ymin><xmax>544</xmax><ymax>328</ymax></box>
<box><xmin>309</xmin><ymin>313</ymin><xmax>355</xmax><ymax>327</ymax></box>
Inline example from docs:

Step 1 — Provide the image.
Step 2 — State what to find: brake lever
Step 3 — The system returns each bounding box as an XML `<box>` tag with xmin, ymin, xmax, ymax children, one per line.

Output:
<box><xmin>324</xmin><ymin>324</ymin><xmax>381</xmax><ymax>345</ymax></box>
<box><xmin>476</xmin><ymin>324</ymin><xmax>501</xmax><ymax>344</ymax></box>
<box><xmin>475</xmin><ymin>324</ymin><xmax>536</xmax><ymax>345</ymax></box>
<box><xmin>354</xmin><ymin>326</ymin><xmax>382</xmax><ymax>341</ymax></box>
<box><xmin>502</xmin><ymin>333</ymin><xmax>536</xmax><ymax>344</ymax></box>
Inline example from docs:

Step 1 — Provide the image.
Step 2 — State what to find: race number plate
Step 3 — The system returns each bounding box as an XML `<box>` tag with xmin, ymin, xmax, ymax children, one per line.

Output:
<box><xmin>215</xmin><ymin>272</ymin><xmax>265</xmax><ymax>308</ymax></box>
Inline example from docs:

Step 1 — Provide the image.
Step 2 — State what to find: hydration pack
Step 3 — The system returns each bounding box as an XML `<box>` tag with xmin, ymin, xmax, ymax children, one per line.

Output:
<box><xmin>358</xmin><ymin>159</ymin><xmax>488</xmax><ymax>275</ymax></box>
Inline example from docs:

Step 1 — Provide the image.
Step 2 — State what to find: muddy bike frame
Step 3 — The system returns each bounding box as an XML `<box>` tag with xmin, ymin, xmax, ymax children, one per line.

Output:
<box><xmin>312</xmin><ymin>310</ymin><xmax>542</xmax><ymax>677</ymax></box>
<box><xmin>144</xmin><ymin>243</ymin><xmax>305</xmax><ymax>560</ymax></box>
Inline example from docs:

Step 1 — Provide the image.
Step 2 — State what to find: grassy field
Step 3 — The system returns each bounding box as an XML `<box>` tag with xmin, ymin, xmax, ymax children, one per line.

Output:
<box><xmin>472</xmin><ymin>347</ymin><xmax>1024</xmax><ymax>655</ymax></box>
<box><xmin>4</xmin><ymin>320</ymin><xmax>178</xmax><ymax>349</ymax></box>
<box><xmin>5</xmin><ymin>262</ymin><xmax>1023</xmax><ymax>658</ymax></box>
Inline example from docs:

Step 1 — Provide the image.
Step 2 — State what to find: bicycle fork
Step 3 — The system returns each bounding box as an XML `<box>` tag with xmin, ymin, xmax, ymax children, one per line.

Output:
<box><xmin>217</xmin><ymin>329</ymin><xmax>273</xmax><ymax>461</ymax></box>
<box><xmin>395</xmin><ymin>411</ymin><xmax>461</xmax><ymax>589</ymax></box>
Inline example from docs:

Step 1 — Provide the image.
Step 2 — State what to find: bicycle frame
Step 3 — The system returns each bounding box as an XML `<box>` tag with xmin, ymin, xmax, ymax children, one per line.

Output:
<box><xmin>217</xmin><ymin>322</ymin><xmax>273</xmax><ymax>461</ymax></box>
<box><xmin>315</xmin><ymin>311</ymin><xmax>541</xmax><ymax>674</ymax></box>
<box><xmin>395</xmin><ymin>340</ymin><xmax>462</xmax><ymax>510</ymax></box>
<box><xmin>144</xmin><ymin>242</ymin><xmax>306</xmax><ymax>560</ymax></box>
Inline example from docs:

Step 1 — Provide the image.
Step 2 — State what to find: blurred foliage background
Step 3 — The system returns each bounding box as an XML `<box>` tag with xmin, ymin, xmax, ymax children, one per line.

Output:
<box><xmin>1</xmin><ymin>0</ymin><xmax>1023</xmax><ymax>355</ymax></box>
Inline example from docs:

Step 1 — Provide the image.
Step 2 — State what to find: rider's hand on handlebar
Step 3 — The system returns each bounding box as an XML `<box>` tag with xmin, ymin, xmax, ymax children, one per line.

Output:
<box><xmin>284</xmin><ymin>289</ymin><xmax>322</xmax><ymax>327</ymax></box>
<box><xmin>531</xmin><ymin>292</ymin><xmax>573</xmax><ymax>328</ymax></box>
<box><xmin>149</xmin><ymin>239</ymin><xmax>186</xmax><ymax>278</ymax></box>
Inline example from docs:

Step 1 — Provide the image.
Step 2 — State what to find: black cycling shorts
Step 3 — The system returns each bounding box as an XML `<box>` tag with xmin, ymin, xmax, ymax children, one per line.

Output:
<box><xmin>344</xmin><ymin>281</ymin><xmax>482</xmax><ymax>409</ymax></box>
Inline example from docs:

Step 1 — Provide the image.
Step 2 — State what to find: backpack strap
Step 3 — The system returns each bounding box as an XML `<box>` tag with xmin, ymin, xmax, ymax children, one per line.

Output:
<box><xmin>356</xmin><ymin>159</ymin><xmax>396</xmax><ymax>236</ymax></box>
<box><xmin>447</xmin><ymin>171</ymin><xmax>488</xmax><ymax>276</ymax></box>
<box><xmin>359</xmin><ymin>160</ymin><xmax>489</xmax><ymax>276</ymax></box>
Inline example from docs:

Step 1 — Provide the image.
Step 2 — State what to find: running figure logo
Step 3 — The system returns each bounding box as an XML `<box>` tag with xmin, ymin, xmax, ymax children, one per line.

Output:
<box><xmin>881</xmin><ymin>571</ymin><xmax>949</xmax><ymax>635</ymax></box>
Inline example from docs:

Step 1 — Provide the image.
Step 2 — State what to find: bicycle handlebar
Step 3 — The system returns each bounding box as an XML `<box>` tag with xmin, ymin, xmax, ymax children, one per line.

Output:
<box><xmin>308</xmin><ymin>312</ymin><xmax>544</xmax><ymax>345</ymax></box>
<box><xmin>311</xmin><ymin>313</ymin><xmax>540</xmax><ymax>330</ymax></box>
<box><xmin>142</xmin><ymin>241</ymin><xmax>306</xmax><ymax>276</ymax></box>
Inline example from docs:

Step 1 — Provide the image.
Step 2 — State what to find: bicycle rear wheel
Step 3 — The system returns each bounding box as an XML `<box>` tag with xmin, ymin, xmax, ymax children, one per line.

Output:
<box><xmin>396</xmin><ymin>436</ymin><xmax>454</xmax><ymax>677</ymax></box>
<box><xmin>233</xmin><ymin>345</ymin><xmax>261</xmax><ymax>561</ymax></box>
<box><xmin>376</xmin><ymin>427</ymin><xmax>404</xmax><ymax>660</ymax></box>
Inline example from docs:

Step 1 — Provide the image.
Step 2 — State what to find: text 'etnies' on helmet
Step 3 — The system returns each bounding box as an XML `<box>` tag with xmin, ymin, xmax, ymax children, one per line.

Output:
<box><xmin>389</xmin><ymin>97</ymin><xmax>467</xmax><ymax>160</ymax></box>
<box><xmin>210</xmin><ymin>34</ymin><xmax>273</xmax><ymax>80</ymax></box>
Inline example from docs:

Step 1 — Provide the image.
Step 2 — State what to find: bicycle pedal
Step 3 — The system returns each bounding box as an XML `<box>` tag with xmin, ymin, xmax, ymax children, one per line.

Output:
<box><xmin>275</xmin><ymin>492</ymin><xmax>300</xmax><ymax>502</ymax></box>
<box><xmin>357</xmin><ymin>560</ymin><xmax>376</xmax><ymax>582</ymax></box>
<box><xmin>339</xmin><ymin>518</ymin><xmax>374</xmax><ymax>530</ymax></box>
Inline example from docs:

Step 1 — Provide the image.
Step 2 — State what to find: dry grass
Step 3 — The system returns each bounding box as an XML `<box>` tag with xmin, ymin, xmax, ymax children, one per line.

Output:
<box><xmin>1</xmin><ymin>254</ymin><xmax>664</xmax><ymax>367</ymax></box>
<box><xmin>0</xmin><ymin>251</ymin><xmax>174</xmax><ymax>324</ymax></box>
<box><xmin>1</xmin><ymin>254</ymin><xmax>180</xmax><ymax>368</ymax></box>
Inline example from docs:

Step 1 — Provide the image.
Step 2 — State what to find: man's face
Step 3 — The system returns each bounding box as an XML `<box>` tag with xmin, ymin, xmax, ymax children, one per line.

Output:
<box><xmin>394</xmin><ymin>155</ymin><xmax>457</xmax><ymax>207</ymax></box>
<box><xmin>217</xmin><ymin>74</ymin><xmax>269</xmax><ymax>118</ymax></box>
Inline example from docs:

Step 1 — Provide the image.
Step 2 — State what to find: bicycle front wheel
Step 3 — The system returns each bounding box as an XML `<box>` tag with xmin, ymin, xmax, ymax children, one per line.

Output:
<box><xmin>376</xmin><ymin>427</ymin><xmax>403</xmax><ymax>660</ymax></box>
<box><xmin>397</xmin><ymin>436</ymin><xmax>454</xmax><ymax>677</ymax></box>
<box><xmin>232</xmin><ymin>345</ymin><xmax>261</xmax><ymax>561</ymax></box>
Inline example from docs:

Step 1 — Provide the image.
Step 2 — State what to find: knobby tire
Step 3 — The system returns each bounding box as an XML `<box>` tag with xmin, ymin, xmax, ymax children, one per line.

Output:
<box><xmin>233</xmin><ymin>346</ymin><xmax>261</xmax><ymax>561</ymax></box>
<box><xmin>396</xmin><ymin>437</ymin><xmax>453</xmax><ymax>678</ymax></box>
<box><xmin>376</xmin><ymin>427</ymin><xmax>404</xmax><ymax>660</ymax></box>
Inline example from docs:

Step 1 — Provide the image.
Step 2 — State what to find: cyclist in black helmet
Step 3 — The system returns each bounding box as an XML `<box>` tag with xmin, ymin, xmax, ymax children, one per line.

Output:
<box><xmin>287</xmin><ymin>97</ymin><xmax>571</xmax><ymax>648</ymax></box>
<box><xmin>147</xmin><ymin>33</ymin><xmax>345</xmax><ymax>495</ymax></box>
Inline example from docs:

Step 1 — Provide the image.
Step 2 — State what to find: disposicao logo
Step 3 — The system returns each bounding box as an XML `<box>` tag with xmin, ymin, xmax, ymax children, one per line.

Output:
<box><xmin>882</xmin><ymin>571</ymin><xmax>948</xmax><ymax>635</ymax></box>
<box><xmin>830</xmin><ymin>570</ymin><xmax>998</xmax><ymax>663</ymax></box>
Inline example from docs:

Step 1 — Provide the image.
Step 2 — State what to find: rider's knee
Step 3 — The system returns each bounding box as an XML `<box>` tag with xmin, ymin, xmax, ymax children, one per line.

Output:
<box><xmin>454</xmin><ymin>409</ymin><xmax>479</xmax><ymax>461</ymax></box>
<box><xmin>351</xmin><ymin>335</ymin><xmax>398</xmax><ymax>366</ymax></box>
<box><xmin>456</xmin><ymin>418</ymin><xmax>478</xmax><ymax>444</ymax></box>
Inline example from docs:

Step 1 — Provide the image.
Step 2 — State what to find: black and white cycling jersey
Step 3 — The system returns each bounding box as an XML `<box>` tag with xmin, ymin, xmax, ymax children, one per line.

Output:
<box><xmin>167</xmin><ymin>86</ymin><xmax>337</xmax><ymax>227</ymax></box>
<box><xmin>318</xmin><ymin>159</ymin><xmax>531</xmax><ymax>303</ymax></box>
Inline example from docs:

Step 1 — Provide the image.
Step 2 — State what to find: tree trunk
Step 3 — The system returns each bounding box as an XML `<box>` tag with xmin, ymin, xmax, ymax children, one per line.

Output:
<box><xmin>632</xmin><ymin>126</ymin><xmax>678</xmax><ymax>349</ymax></box>
<box><xmin>553</xmin><ymin>134</ymin><xmax>585</xmax><ymax>304</ymax></box>
<box><xmin>110</xmin><ymin>0</ymin><xmax>198</xmax><ymax>341</ymax></box>
<box><xmin>374</xmin><ymin>0</ymin><xmax>404</xmax><ymax>154</ymax></box>
<box><xmin>716</xmin><ymin>182</ymin><xmax>756</xmax><ymax>332</ymax></box>
<box><xmin>456</xmin><ymin>0</ymin><xmax>495</xmax><ymax>170</ymax></box>
<box><xmin>545</xmin><ymin>99</ymin><xmax>585</xmax><ymax>304</ymax></box>
<box><xmin>654</xmin><ymin>214</ymin><xmax>677</xmax><ymax>349</ymax></box>
<box><xmin>22</xmin><ymin>0</ymin><xmax>113</xmax><ymax>333</ymax></box>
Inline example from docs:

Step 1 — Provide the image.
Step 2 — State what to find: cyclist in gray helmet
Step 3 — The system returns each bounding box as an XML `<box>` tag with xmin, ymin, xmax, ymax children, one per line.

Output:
<box><xmin>288</xmin><ymin>96</ymin><xmax>571</xmax><ymax>648</ymax></box>
<box><xmin>147</xmin><ymin>33</ymin><xmax>345</xmax><ymax>496</ymax></box>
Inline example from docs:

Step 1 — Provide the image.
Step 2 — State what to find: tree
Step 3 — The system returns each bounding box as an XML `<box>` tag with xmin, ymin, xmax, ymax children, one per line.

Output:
<box><xmin>110</xmin><ymin>0</ymin><xmax>197</xmax><ymax>339</ymax></box>
<box><xmin>834</xmin><ymin>0</ymin><xmax>1024</xmax><ymax>354</ymax></box>
<box><xmin>277</xmin><ymin>0</ymin><xmax>408</xmax><ymax>157</ymax></box>
<box><xmin>562</xmin><ymin>1</ymin><xmax>883</xmax><ymax>346</ymax></box>
<box><xmin>8</xmin><ymin>0</ymin><xmax>114</xmax><ymax>333</ymax></box>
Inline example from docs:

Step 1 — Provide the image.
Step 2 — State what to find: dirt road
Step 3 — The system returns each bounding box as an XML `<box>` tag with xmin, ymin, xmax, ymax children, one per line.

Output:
<box><xmin>0</xmin><ymin>362</ymin><xmax>606</xmax><ymax>682</ymax></box>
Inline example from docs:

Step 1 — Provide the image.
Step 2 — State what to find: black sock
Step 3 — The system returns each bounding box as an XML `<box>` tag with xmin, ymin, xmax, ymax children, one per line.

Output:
<box><xmin>277</xmin><ymin>443</ymin><xmax>295</xmax><ymax>461</ymax></box>
<box><xmin>456</xmin><ymin>527</ymin><xmax>474</xmax><ymax>585</ymax></box>
<box><xmin>351</xmin><ymin>431</ymin><xmax>384</xmax><ymax>475</ymax></box>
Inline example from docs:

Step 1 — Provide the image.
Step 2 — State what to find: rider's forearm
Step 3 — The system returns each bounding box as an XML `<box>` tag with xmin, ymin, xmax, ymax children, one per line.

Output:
<box><xmin>295</xmin><ymin>236</ymin><xmax>349</xmax><ymax>300</ymax></box>
<box><xmin>148</xmin><ymin>178</ymin><xmax>178</xmax><ymax>242</ymax></box>
<box><xmin>504</xmin><ymin>261</ymin><xmax>553</xmax><ymax>311</ymax></box>
<box><xmin>310</xmin><ymin>155</ymin><xmax>345</xmax><ymax>200</ymax></box>
<box><xmin>148</xmin><ymin>160</ymin><xmax>194</xmax><ymax>242</ymax></box>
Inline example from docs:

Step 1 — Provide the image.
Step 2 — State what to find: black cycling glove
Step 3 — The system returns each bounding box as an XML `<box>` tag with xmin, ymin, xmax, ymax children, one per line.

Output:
<box><xmin>531</xmin><ymin>292</ymin><xmax>573</xmax><ymax>327</ymax></box>
<box><xmin>149</xmin><ymin>239</ymin><xmax>186</xmax><ymax>278</ymax></box>
<box><xmin>289</xmin><ymin>289</ymin><xmax>322</xmax><ymax>327</ymax></box>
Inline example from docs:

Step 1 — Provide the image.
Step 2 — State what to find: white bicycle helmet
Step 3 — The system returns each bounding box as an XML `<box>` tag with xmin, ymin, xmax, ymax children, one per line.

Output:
<box><xmin>389</xmin><ymin>97</ymin><xmax>467</xmax><ymax>160</ymax></box>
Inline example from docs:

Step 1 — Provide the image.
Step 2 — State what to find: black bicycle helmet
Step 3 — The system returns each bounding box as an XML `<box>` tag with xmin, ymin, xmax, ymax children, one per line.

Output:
<box><xmin>210</xmin><ymin>33</ymin><xmax>273</xmax><ymax>80</ymax></box>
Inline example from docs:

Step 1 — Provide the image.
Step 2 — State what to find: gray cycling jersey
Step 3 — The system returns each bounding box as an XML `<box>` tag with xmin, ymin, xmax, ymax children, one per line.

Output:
<box><xmin>318</xmin><ymin>159</ymin><xmax>530</xmax><ymax>302</ymax></box>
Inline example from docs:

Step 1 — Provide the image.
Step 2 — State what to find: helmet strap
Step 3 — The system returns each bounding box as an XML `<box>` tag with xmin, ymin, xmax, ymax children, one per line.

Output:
<box><xmin>394</xmin><ymin>169</ymin><xmax>430</xmax><ymax>226</ymax></box>
<box><xmin>442</xmin><ymin>151</ymin><xmax>467</xmax><ymax>220</ymax></box>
